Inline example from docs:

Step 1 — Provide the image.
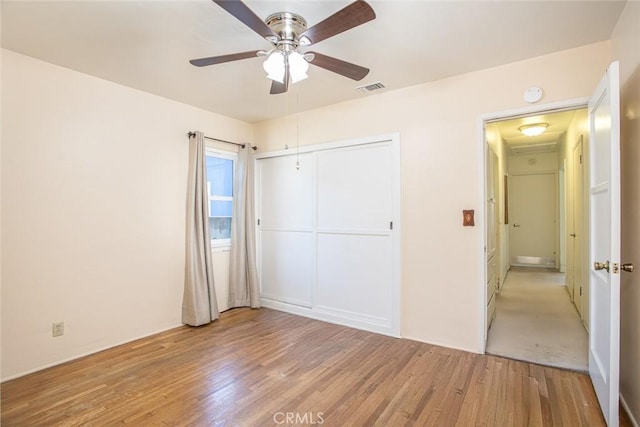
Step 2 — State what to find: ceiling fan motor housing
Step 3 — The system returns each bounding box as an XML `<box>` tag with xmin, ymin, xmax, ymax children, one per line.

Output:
<box><xmin>265</xmin><ymin>12</ymin><xmax>308</xmax><ymax>48</ymax></box>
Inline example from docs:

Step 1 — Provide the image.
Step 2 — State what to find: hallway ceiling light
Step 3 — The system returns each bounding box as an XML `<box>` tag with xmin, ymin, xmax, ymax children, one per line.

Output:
<box><xmin>519</xmin><ymin>123</ymin><xmax>548</xmax><ymax>137</ymax></box>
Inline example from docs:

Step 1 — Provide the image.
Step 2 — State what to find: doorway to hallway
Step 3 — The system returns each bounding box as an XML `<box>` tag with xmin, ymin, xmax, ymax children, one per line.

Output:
<box><xmin>483</xmin><ymin>106</ymin><xmax>590</xmax><ymax>370</ymax></box>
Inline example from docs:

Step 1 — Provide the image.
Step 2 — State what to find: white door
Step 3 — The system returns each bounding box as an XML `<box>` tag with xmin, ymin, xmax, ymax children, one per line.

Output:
<box><xmin>588</xmin><ymin>61</ymin><xmax>620</xmax><ymax>426</ymax></box>
<box><xmin>485</xmin><ymin>148</ymin><xmax>498</xmax><ymax>332</ymax></box>
<box><xmin>572</xmin><ymin>139</ymin><xmax>584</xmax><ymax>318</ymax></box>
<box><xmin>257</xmin><ymin>153</ymin><xmax>315</xmax><ymax>307</ymax></box>
<box><xmin>315</xmin><ymin>144</ymin><xmax>394</xmax><ymax>324</ymax></box>
<box><xmin>509</xmin><ymin>172</ymin><xmax>557</xmax><ymax>267</ymax></box>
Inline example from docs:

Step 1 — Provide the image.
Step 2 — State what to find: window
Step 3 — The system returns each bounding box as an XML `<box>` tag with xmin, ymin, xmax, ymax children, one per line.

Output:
<box><xmin>205</xmin><ymin>148</ymin><xmax>236</xmax><ymax>248</ymax></box>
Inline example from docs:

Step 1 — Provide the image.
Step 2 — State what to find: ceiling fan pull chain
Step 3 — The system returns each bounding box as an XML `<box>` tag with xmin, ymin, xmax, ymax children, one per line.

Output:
<box><xmin>296</xmin><ymin>85</ymin><xmax>301</xmax><ymax>171</ymax></box>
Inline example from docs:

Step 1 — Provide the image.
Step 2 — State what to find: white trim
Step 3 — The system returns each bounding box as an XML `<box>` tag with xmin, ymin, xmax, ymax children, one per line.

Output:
<box><xmin>258</xmin><ymin>226</ymin><xmax>314</xmax><ymax>233</ymax></box>
<box><xmin>205</xmin><ymin>147</ymin><xmax>237</xmax><ymax>248</ymax></box>
<box><xmin>254</xmin><ymin>133</ymin><xmax>400</xmax><ymax>160</ymax></box>
<box><xmin>256</xmin><ymin>133</ymin><xmax>402</xmax><ymax>338</ymax></box>
<box><xmin>478</xmin><ymin>98</ymin><xmax>589</xmax><ymax>353</ymax></box>
<box><xmin>482</xmin><ymin>97</ymin><xmax>589</xmax><ymax>123</ymax></box>
<box><xmin>205</xmin><ymin>145</ymin><xmax>237</xmax><ymax>159</ymax></box>
<box><xmin>1</xmin><ymin>322</ymin><xmax>184</xmax><ymax>383</ymax></box>
<box><xmin>621</xmin><ymin>392</ymin><xmax>640</xmax><ymax>427</ymax></box>
<box><xmin>210</xmin><ymin>240</ymin><xmax>231</xmax><ymax>249</ymax></box>
<box><xmin>402</xmin><ymin>333</ymin><xmax>482</xmax><ymax>355</ymax></box>
<box><xmin>261</xmin><ymin>298</ymin><xmax>398</xmax><ymax>337</ymax></box>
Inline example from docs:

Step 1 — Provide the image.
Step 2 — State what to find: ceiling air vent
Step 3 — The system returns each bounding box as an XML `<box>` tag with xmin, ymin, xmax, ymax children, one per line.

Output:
<box><xmin>356</xmin><ymin>82</ymin><xmax>386</xmax><ymax>94</ymax></box>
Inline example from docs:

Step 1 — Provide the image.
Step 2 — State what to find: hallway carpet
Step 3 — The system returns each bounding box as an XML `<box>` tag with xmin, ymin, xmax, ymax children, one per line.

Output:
<box><xmin>486</xmin><ymin>267</ymin><xmax>588</xmax><ymax>371</ymax></box>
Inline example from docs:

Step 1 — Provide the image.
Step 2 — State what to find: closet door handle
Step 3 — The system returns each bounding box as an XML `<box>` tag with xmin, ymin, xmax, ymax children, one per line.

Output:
<box><xmin>513</xmin><ymin>223</ymin><xmax>520</xmax><ymax>228</ymax></box>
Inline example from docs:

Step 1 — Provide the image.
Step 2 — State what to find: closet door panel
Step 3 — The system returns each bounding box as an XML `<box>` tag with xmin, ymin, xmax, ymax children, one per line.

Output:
<box><xmin>316</xmin><ymin>144</ymin><xmax>391</xmax><ymax>231</ymax></box>
<box><xmin>316</xmin><ymin>233</ymin><xmax>391</xmax><ymax>322</ymax></box>
<box><xmin>259</xmin><ymin>154</ymin><xmax>314</xmax><ymax>230</ymax></box>
<box><xmin>259</xmin><ymin>230</ymin><xmax>313</xmax><ymax>308</ymax></box>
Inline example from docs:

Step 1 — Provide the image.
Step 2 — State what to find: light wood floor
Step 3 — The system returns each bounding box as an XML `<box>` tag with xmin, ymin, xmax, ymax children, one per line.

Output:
<box><xmin>0</xmin><ymin>308</ymin><xmax>619</xmax><ymax>426</ymax></box>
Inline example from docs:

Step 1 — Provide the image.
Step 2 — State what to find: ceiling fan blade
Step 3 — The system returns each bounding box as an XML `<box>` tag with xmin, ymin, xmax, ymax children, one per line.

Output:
<box><xmin>213</xmin><ymin>0</ymin><xmax>277</xmax><ymax>40</ymax></box>
<box><xmin>190</xmin><ymin>50</ymin><xmax>260</xmax><ymax>67</ymax></box>
<box><xmin>269</xmin><ymin>67</ymin><xmax>290</xmax><ymax>95</ymax></box>
<box><xmin>299</xmin><ymin>1</ymin><xmax>375</xmax><ymax>46</ymax></box>
<box><xmin>308</xmin><ymin>52</ymin><xmax>369</xmax><ymax>81</ymax></box>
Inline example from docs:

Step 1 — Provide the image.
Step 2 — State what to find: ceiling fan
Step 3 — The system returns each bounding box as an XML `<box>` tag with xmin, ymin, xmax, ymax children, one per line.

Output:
<box><xmin>190</xmin><ymin>0</ymin><xmax>376</xmax><ymax>95</ymax></box>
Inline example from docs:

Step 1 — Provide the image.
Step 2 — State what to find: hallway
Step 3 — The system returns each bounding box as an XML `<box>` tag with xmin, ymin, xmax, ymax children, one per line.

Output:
<box><xmin>486</xmin><ymin>267</ymin><xmax>588</xmax><ymax>371</ymax></box>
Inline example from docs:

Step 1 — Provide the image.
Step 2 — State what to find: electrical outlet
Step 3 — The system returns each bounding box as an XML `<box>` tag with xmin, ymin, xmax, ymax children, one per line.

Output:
<box><xmin>52</xmin><ymin>322</ymin><xmax>64</xmax><ymax>337</ymax></box>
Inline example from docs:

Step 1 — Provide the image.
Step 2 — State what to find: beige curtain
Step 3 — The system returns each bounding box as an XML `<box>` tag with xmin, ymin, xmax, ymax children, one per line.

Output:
<box><xmin>229</xmin><ymin>144</ymin><xmax>260</xmax><ymax>308</ymax></box>
<box><xmin>182</xmin><ymin>131</ymin><xmax>219</xmax><ymax>326</ymax></box>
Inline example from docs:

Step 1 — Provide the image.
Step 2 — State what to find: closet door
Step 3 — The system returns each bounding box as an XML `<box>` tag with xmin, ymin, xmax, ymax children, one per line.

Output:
<box><xmin>257</xmin><ymin>153</ymin><xmax>314</xmax><ymax>307</ymax></box>
<box><xmin>315</xmin><ymin>143</ymin><xmax>394</xmax><ymax>324</ymax></box>
<box><xmin>256</xmin><ymin>135</ymin><xmax>400</xmax><ymax>336</ymax></box>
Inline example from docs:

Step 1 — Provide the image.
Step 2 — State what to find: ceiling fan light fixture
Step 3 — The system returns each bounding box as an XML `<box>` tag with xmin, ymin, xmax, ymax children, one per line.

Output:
<box><xmin>288</xmin><ymin>51</ymin><xmax>309</xmax><ymax>84</ymax></box>
<box><xmin>519</xmin><ymin>123</ymin><xmax>548</xmax><ymax>137</ymax></box>
<box><xmin>263</xmin><ymin>51</ymin><xmax>286</xmax><ymax>83</ymax></box>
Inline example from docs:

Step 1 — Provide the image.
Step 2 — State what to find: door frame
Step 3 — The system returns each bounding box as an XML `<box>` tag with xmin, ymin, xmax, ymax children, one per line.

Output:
<box><xmin>478</xmin><ymin>98</ymin><xmax>589</xmax><ymax>351</ymax></box>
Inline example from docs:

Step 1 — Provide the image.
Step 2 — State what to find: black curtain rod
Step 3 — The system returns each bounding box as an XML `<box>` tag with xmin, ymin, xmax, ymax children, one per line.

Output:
<box><xmin>187</xmin><ymin>132</ymin><xmax>257</xmax><ymax>151</ymax></box>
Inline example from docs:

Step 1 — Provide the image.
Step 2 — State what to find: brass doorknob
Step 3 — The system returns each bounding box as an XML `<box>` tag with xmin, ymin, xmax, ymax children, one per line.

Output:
<box><xmin>594</xmin><ymin>261</ymin><xmax>610</xmax><ymax>272</ymax></box>
<box><xmin>621</xmin><ymin>263</ymin><xmax>634</xmax><ymax>273</ymax></box>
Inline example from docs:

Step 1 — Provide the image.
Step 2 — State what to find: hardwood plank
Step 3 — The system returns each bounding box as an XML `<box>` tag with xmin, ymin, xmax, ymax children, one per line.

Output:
<box><xmin>1</xmin><ymin>308</ymin><xmax>612</xmax><ymax>426</ymax></box>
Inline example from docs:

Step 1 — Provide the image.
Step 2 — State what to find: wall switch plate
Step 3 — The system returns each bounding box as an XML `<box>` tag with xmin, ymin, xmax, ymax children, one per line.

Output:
<box><xmin>52</xmin><ymin>322</ymin><xmax>64</xmax><ymax>337</ymax></box>
<box><xmin>463</xmin><ymin>210</ymin><xmax>475</xmax><ymax>226</ymax></box>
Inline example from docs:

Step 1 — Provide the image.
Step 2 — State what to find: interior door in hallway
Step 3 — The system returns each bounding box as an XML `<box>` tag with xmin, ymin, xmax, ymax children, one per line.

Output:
<box><xmin>571</xmin><ymin>139</ymin><xmax>585</xmax><ymax>319</ymax></box>
<box><xmin>509</xmin><ymin>172</ymin><xmax>557</xmax><ymax>267</ymax></box>
<box><xmin>485</xmin><ymin>148</ymin><xmax>499</xmax><ymax>332</ymax></box>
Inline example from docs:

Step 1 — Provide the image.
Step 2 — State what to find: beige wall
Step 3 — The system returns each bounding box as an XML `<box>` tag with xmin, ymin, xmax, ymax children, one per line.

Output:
<box><xmin>0</xmin><ymin>50</ymin><xmax>251</xmax><ymax>379</ymax></box>
<box><xmin>611</xmin><ymin>1</ymin><xmax>640</xmax><ymax>424</ymax></box>
<box><xmin>254</xmin><ymin>42</ymin><xmax>611</xmax><ymax>352</ymax></box>
<box><xmin>0</xmin><ymin>39</ymin><xmax>620</xmax><ymax>380</ymax></box>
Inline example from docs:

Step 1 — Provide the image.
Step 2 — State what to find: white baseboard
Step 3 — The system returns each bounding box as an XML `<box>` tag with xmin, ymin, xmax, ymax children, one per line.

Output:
<box><xmin>621</xmin><ymin>392</ymin><xmax>639</xmax><ymax>427</ymax></box>
<box><xmin>402</xmin><ymin>333</ymin><xmax>482</xmax><ymax>355</ymax></box>
<box><xmin>261</xmin><ymin>298</ymin><xmax>400</xmax><ymax>338</ymax></box>
<box><xmin>1</xmin><ymin>322</ymin><xmax>183</xmax><ymax>383</ymax></box>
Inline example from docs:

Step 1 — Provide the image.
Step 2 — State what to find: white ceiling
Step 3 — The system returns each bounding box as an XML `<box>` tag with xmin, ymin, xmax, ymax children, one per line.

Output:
<box><xmin>1</xmin><ymin>0</ymin><xmax>626</xmax><ymax>123</ymax></box>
